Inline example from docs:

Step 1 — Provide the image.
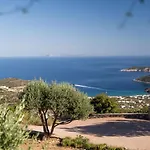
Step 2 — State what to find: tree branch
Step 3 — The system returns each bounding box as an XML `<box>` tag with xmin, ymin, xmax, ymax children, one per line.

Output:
<box><xmin>118</xmin><ymin>0</ymin><xmax>146</xmax><ymax>28</ymax></box>
<box><xmin>0</xmin><ymin>0</ymin><xmax>38</xmax><ymax>16</ymax></box>
<box><xmin>119</xmin><ymin>0</ymin><xmax>138</xmax><ymax>28</ymax></box>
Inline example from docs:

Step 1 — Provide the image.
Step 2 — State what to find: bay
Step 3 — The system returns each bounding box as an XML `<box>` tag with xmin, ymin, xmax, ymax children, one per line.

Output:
<box><xmin>0</xmin><ymin>56</ymin><xmax>150</xmax><ymax>96</ymax></box>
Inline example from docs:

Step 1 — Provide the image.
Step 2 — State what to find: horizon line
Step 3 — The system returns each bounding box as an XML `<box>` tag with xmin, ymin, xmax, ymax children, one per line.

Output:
<box><xmin>0</xmin><ymin>55</ymin><xmax>150</xmax><ymax>58</ymax></box>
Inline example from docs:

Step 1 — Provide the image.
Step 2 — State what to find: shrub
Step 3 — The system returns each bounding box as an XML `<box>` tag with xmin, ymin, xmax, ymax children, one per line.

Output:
<box><xmin>139</xmin><ymin>106</ymin><xmax>149</xmax><ymax>113</ymax></box>
<box><xmin>61</xmin><ymin>137</ymin><xmax>73</xmax><ymax>147</ymax></box>
<box><xmin>96</xmin><ymin>144</ymin><xmax>108</xmax><ymax>150</ymax></box>
<box><xmin>71</xmin><ymin>135</ymin><xmax>89</xmax><ymax>148</ymax></box>
<box><xmin>84</xmin><ymin>143</ymin><xmax>95</xmax><ymax>150</ymax></box>
<box><xmin>0</xmin><ymin>101</ymin><xmax>28</xmax><ymax>150</ymax></box>
<box><xmin>116</xmin><ymin>106</ymin><xmax>149</xmax><ymax>113</ymax></box>
<box><xmin>91</xmin><ymin>93</ymin><xmax>118</xmax><ymax>114</ymax></box>
<box><xmin>61</xmin><ymin>136</ymin><xmax>126</xmax><ymax>150</ymax></box>
<box><xmin>61</xmin><ymin>135</ymin><xmax>89</xmax><ymax>148</ymax></box>
<box><xmin>108</xmin><ymin>147</ymin><xmax>126</xmax><ymax>150</ymax></box>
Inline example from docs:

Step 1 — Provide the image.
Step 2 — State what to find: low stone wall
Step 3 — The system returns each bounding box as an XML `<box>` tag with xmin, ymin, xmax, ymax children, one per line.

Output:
<box><xmin>89</xmin><ymin>113</ymin><xmax>149</xmax><ymax>120</ymax></box>
<box><xmin>149</xmin><ymin>107</ymin><xmax>150</xmax><ymax>120</ymax></box>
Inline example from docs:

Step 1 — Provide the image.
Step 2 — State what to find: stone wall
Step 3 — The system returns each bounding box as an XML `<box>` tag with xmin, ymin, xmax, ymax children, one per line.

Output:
<box><xmin>89</xmin><ymin>113</ymin><xmax>149</xmax><ymax>120</ymax></box>
<box><xmin>148</xmin><ymin>107</ymin><xmax>150</xmax><ymax>120</ymax></box>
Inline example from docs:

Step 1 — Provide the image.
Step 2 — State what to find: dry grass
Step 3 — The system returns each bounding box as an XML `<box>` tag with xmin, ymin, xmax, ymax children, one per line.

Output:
<box><xmin>20</xmin><ymin>138</ymin><xmax>77</xmax><ymax>150</ymax></box>
<box><xmin>0</xmin><ymin>78</ymin><xmax>28</xmax><ymax>88</ymax></box>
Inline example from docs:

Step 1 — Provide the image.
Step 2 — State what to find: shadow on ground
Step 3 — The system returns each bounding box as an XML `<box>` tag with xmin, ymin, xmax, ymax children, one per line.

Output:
<box><xmin>27</xmin><ymin>130</ymin><xmax>61</xmax><ymax>140</ymax></box>
<box><xmin>60</xmin><ymin>119</ymin><xmax>150</xmax><ymax>137</ymax></box>
<box><xmin>27</xmin><ymin>130</ymin><xmax>44</xmax><ymax>140</ymax></box>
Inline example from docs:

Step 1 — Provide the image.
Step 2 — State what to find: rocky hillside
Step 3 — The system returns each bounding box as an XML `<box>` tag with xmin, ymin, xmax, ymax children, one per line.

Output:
<box><xmin>0</xmin><ymin>78</ymin><xmax>29</xmax><ymax>104</ymax></box>
<box><xmin>0</xmin><ymin>78</ymin><xmax>29</xmax><ymax>88</ymax></box>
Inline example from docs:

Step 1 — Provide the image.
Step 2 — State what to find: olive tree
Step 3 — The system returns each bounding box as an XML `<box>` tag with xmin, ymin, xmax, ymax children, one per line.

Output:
<box><xmin>48</xmin><ymin>82</ymin><xmax>93</xmax><ymax>136</ymax></box>
<box><xmin>19</xmin><ymin>79</ymin><xmax>51</xmax><ymax>136</ymax></box>
<box><xmin>0</xmin><ymin>101</ymin><xmax>28</xmax><ymax>150</ymax></box>
<box><xmin>20</xmin><ymin>80</ymin><xmax>93</xmax><ymax>137</ymax></box>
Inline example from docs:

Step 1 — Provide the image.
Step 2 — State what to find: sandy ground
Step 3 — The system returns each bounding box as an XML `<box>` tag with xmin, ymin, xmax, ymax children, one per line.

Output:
<box><xmin>28</xmin><ymin>117</ymin><xmax>150</xmax><ymax>150</ymax></box>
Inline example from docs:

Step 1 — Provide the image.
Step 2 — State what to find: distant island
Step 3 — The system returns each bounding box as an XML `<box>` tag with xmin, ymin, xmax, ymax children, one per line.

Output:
<box><xmin>134</xmin><ymin>75</ymin><xmax>150</xmax><ymax>84</ymax></box>
<box><xmin>120</xmin><ymin>66</ymin><xmax>150</xmax><ymax>84</ymax></box>
<box><xmin>121</xmin><ymin>66</ymin><xmax>150</xmax><ymax>72</ymax></box>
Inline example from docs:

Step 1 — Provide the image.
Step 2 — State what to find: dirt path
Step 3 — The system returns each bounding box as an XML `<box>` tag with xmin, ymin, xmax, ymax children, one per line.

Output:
<box><xmin>28</xmin><ymin>117</ymin><xmax>150</xmax><ymax>150</ymax></box>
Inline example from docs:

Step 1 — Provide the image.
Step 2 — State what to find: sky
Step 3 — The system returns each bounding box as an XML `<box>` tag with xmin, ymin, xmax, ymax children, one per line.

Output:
<box><xmin>0</xmin><ymin>0</ymin><xmax>150</xmax><ymax>57</ymax></box>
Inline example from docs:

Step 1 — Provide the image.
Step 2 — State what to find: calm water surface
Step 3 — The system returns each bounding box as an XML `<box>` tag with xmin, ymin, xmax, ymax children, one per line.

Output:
<box><xmin>0</xmin><ymin>56</ymin><xmax>150</xmax><ymax>96</ymax></box>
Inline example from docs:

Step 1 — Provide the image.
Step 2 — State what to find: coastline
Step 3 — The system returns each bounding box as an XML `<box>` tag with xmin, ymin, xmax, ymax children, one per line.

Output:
<box><xmin>0</xmin><ymin>78</ymin><xmax>150</xmax><ymax>112</ymax></box>
<box><xmin>109</xmin><ymin>94</ymin><xmax>149</xmax><ymax>98</ymax></box>
<box><xmin>88</xmin><ymin>94</ymin><xmax>149</xmax><ymax>99</ymax></box>
<box><xmin>120</xmin><ymin>67</ymin><xmax>150</xmax><ymax>72</ymax></box>
<box><xmin>0</xmin><ymin>77</ymin><xmax>149</xmax><ymax>97</ymax></box>
<box><xmin>133</xmin><ymin>79</ymin><xmax>150</xmax><ymax>84</ymax></box>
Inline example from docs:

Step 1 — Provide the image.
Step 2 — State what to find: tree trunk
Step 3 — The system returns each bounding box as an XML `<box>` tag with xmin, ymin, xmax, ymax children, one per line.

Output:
<box><xmin>43</xmin><ymin>111</ymin><xmax>50</xmax><ymax>136</ymax></box>
<box><xmin>50</xmin><ymin>117</ymin><xmax>57</xmax><ymax>137</ymax></box>
<box><xmin>38</xmin><ymin>109</ymin><xmax>49</xmax><ymax>137</ymax></box>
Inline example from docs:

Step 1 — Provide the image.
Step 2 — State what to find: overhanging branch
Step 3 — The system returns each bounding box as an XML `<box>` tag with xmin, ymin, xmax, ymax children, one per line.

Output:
<box><xmin>0</xmin><ymin>0</ymin><xmax>38</xmax><ymax>16</ymax></box>
<box><xmin>119</xmin><ymin>0</ymin><xmax>145</xmax><ymax>28</ymax></box>
<box><xmin>119</xmin><ymin>0</ymin><xmax>138</xmax><ymax>28</ymax></box>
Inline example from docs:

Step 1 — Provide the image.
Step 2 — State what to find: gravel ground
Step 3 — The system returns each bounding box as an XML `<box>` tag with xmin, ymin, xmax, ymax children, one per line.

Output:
<box><xmin>28</xmin><ymin>117</ymin><xmax>150</xmax><ymax>150</ymax></box>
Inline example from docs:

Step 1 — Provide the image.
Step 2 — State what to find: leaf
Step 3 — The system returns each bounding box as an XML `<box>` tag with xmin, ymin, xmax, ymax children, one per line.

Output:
<box><xmin>22</xmin><ymin>8</ymin><xmax>28</xmax><ymax>14</ymax></box>
<box><xmin>126</xmin><ymin>12</ymin><xmax>133</xmax><ymax>17</ymax></box>
<box><xmin>0</xmin><ymin>102</ymin><xmax>28</xmax><ymax>150</ymax></box>
<box><xmin>139</xmin><ymin>0</ymin><xmax>145</xmax><ymax>4</ymax></box>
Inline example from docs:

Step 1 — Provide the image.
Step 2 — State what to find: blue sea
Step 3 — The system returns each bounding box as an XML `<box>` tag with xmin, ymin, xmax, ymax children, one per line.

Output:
<box><xmin>0</xmin><ymin>56</ymin><xmax>150</xmax><ymax>96</ymax></box>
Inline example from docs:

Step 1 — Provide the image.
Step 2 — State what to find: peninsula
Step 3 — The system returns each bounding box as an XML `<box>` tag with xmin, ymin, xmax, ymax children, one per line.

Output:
<box><xmin>134</xmin><ymin>75</ymin><xmax>150</xmax><ymax>84</ymax></box>
<box><xmin>121</xmin><ymin>67</ymin><xmax>150</xmax><ymax>72</ymax></box>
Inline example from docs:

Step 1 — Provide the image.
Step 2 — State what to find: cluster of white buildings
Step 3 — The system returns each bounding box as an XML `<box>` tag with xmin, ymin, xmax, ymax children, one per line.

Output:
<box><xmin>110</xmin><ymin>95</ymin><xmax>150</xmax><ymax>110</ymax></box>
<box><xmin>120</xmin><ymin>67</ymin><xmax>150</xmax><ymax>72</ymax></box>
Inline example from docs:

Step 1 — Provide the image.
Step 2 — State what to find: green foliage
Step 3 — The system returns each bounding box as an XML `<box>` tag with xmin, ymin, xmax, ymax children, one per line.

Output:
<box><xmin>19</xmin><ymin>79</ymin><xmax>52</xmax><ymax>136</ymax></box>
<box><xmin>71</xmin><ymin>135</ymin><xmax>89</xmax><ymax>148</ymax></box>
<box><xmin>0</xmin><ymin>101</ymin><xmax>28</xmax><ymax>150</ymax></box>
<box><xmin>91</xmin><ymin>93</ymin><xmax>118</xmax><ymax>114</ymax></box>
<box><xmin>61</xmin><ymin>136</ymin><xmax>126</xmax><ymax>150</ymax></box>
<box><xmin>20</xmin><ymin>79</ymin><xmax>93</xmax><ymax>136</ymax></box>
<box><xmin>22</xmin><ymin>110</ymin><xmax>53</xmax><ymax>126</ymax></box>
<box><xmin>48</xmin><ymin>82</ymin><xmax>93</xmax><ymax>121</ymax></box>
<box><xmin>142</xmin><ymin>106</ymin><xmax>149</xmax><ymax>113</ymax></box>
<box><xmin>116</xmin><ymin>106</ymin><xmax>149</xmax><ymax>113</ymax></box>
<box><xmin>61</xmin><ymin>135</ymin><xmax>89</xmax><ymax>148</ymax></box>
<box><xmin>20</xmin><ymin>79</ymin><xmax>50</xmax><ymax>110</ymax></box>
<box><xmin>60</xmin><ymin>137</ymin><xmax>73</xmax><ymax>147</ymax></box>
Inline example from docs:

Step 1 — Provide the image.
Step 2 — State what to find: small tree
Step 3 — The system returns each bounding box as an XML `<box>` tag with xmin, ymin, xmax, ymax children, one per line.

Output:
<box><xmin>0</xmin><ymin>101</ymin><xmax>28</xmax><ymax>150</ymax></box>
<box><xmin>20</xmin><ymin>80</ymin><xmax>93</xmax><ymax>137</ymax></box>
<box><xmin>91</xmin><ymin>93</ymin><xmax>117</xmax><ymax>114</ymax></box>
